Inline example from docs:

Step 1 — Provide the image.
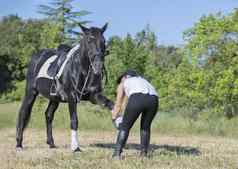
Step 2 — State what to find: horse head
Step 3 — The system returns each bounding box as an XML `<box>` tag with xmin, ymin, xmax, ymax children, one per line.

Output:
<box><xmin>79</xmin><ymin>23</ymin><xmax>108</xmax><ymax>75</ymax></box>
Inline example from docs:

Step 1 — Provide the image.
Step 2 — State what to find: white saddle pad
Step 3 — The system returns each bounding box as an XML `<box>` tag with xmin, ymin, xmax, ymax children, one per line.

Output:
<box><xmin>37</xmin><ymin>44</ymin><xmax>80</xmax><ymax>80</ymax></box>
<box><xmin>37</xmin><ymin>55</ymin><xmax>58</xmax><ymax>80</ymax></box>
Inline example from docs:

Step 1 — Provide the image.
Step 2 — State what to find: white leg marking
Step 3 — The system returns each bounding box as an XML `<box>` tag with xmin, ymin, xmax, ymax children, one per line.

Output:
<box><xmin>71</xmin><ymin>130</ymin><xmax>79</xmax><ymax>151</ymax></box>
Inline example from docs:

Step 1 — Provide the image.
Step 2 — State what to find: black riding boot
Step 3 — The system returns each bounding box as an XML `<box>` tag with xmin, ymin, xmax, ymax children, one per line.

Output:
<box><xmin>112</xmin><ymin>130</ymin><xmax>129</xmax><ymax>159</ymax></box>
<box><xmin>140</xmin><ymin>129</ymin><xmax>150</xmax><ymax>157</ymax></box>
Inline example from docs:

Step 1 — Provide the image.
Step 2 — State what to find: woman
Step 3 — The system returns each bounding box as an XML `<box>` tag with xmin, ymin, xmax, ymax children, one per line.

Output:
<box><xmin>111</xmin><ymin>69</ymin><xmax>159</xmax><ymax>159</ymax></box>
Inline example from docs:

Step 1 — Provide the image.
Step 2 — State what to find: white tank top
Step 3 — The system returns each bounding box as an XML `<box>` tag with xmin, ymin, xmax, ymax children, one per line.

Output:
<box><xmin>123</xmin><ymin>77</ymin><xmax>158</xmax><ymax>97</ymax></box>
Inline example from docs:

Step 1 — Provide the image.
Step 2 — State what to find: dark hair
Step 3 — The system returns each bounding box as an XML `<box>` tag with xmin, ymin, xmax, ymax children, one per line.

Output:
<box><xmin>117</xmin><ymin>69</ymin><xmax>138</xmax><ymax>84</ymax></box>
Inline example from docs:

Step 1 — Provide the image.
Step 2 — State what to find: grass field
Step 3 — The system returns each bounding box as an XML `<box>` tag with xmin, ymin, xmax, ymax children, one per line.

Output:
<box><xmin>0</xmin><ymin>101</ymin><xmax>238</xmax><ymax>169</ymax></box>
<box><xmin>0</xmin><ymin>129</ymin><xmax>238</xmax><ymax>169</ymax></box>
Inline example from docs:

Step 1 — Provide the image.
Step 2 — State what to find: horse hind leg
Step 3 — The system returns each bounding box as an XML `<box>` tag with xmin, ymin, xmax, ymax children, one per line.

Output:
<box><xmin>45</xmin><ymin>101</ymin><xmax>59</xmax><ymax>148</ymax></box>
<box><xmin>16</xmin><ymin>88</ymin><xmax>38</xmax><ymax>149</ymax></box>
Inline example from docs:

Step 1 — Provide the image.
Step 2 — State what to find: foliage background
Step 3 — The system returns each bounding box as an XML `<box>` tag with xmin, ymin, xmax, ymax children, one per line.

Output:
<box><xmin>0</xmin><ymin>1</ymin><xmax>237</xmax><ymax>131</ymax></box>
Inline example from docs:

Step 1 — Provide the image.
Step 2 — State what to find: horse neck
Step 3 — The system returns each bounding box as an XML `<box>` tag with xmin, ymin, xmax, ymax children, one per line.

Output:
<box><xmin>69</xmin><ymin>40</ymin><xmax>86</xmax><ymax>67</ymax></box>
<box><xmin>65</xmin><ymin>41</ymin><xmax>90</xmax><ymax>88</ymax></box>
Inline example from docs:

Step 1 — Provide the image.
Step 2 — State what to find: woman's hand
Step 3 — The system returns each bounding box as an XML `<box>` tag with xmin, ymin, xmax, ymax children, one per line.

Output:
<box><xmin>112</xmin><ymin>115</ymin><xmax>123</xmax><ymax>129</ymax></box>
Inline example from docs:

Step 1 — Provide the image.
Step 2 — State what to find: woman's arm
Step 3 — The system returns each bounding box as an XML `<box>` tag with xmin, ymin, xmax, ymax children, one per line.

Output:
<box><xmin>112</xmin><ymin>82</ymin><xmax>125</xmax><ymax>120</ymax></box>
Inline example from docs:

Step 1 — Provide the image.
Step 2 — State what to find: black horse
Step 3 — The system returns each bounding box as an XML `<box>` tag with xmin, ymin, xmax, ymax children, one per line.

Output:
<box><xmin>16</xmin><ymin>23</ymin><xmax>114</xmax><ymax>152</ymax></box>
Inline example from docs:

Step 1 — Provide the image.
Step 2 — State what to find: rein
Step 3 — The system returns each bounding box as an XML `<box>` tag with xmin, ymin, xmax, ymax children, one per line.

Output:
<box><xmin>73</xmin><ymin>53</ymin><xmax>102</xmax><ymax>102</ymax></box>
<box><xmin>75</xmin><ymin>67</ymin><xmax>91</xmax><ymax>101</ymax></box>
<box><xmin>75</xmin><ymin>56</ymin><xmax>108</xmax><ymax>101</ymax></box>
<box><xmin>102</xmin><ymin>63</ymin><xmax>108</xmax><ymax>85</ymax></box>
<box><xmin>88</xmin><ymin>53</ymin><xmax>108</xmax><ymax>85</ymax></box>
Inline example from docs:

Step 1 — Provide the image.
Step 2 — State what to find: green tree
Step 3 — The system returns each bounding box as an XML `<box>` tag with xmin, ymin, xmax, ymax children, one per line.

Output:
<box><xmin>105</xmin><ymin>27</ymin><xmax>157</xmax><ymax>97</ymax></box>
<box><xmin>0</xmin><ymin>15</ymin><xmax>61</xmax><ymax>98</ymax></box>
<box><xmin>38</xmin><ymin>0</ymin><xmax>90</xmax><ymax>43</ymax></box>
<box><xmin>0</xmin><ymin>15</ymin><xmax>27</xmax><ymax>88</ymax></box>
<box><xmin>182</xmin><ymin>8</ymin><xmax>238</xmax><ymax>118</ymax></box>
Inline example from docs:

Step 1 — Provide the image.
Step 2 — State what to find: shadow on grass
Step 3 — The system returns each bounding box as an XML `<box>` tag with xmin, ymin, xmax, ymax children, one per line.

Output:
<box><xmin>90</xmin><ymin>143</ymin><xmax>201</xmax><ymax>156</ymax></box>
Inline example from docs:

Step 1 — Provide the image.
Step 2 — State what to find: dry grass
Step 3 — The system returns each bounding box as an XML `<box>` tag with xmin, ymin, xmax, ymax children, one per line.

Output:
<box><xmin>0</xmin><ymin>128</ymin><xmax>237</xmax><ymax>169</ymax></box>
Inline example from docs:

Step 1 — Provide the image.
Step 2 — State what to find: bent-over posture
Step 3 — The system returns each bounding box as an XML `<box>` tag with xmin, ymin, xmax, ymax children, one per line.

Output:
<box><xmin>111</xmin><ymin>69</ymin><xmax>159</xmax><ymax>158</ymax></box>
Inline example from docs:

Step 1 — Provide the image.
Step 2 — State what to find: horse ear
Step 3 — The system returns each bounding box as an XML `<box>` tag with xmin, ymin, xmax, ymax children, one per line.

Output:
<box><xmin>101</xmin><ymin>23</ymin><xmax>108</xmax><ymax>33</ymax></box>
<box><xmin>78</xmin><ymin>23</ymin><xmax>90</xmax><ymax>33</ymax></box>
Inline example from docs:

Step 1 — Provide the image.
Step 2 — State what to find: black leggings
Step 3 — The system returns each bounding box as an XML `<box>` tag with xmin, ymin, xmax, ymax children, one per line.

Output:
<box><xmin>113</xmin><ymin>93</ymin><xmax>158</xmax><ymax>156</ymax></box>
<box><xmin>121</xmin><ymin>93</ymin><xmax>158</xmax><ymax>132</ymax></box>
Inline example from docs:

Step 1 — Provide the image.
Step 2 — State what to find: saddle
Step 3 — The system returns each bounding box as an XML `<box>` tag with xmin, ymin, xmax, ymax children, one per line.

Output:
<box><xmin>47</xmin><ymin>44</ymin><xmax>71</xmax><ymax>77</ymax></box>
<box><xmin>46</xmin><ymin>44</ymin><xmax>81</xmax><ymax>97</ymax></box>
<box><xmin>47</xmin><ymin>44</ymin><xmax>71</xmax><ymax>97</ymax></box>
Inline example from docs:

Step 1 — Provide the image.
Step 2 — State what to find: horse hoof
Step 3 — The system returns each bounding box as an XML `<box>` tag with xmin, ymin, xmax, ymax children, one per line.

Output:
<box><xmin>73</xmin><ymin>147</ymin><xmax>82</xmax><ymax>153</ymax></box>
<box><xmin>16</xmin><ymin>146</ymin><xmax>23</xmax><ymax>151</ymax></box>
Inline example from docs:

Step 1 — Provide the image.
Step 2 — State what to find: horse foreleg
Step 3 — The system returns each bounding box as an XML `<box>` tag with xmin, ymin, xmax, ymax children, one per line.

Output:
<box><xmin>45</xmin><ymin>101</ymin><xmax>59</xmax><ymax>148</ymax></box>
<box><xmin>68</xmin><ymin>101</ymin><xmax>81</xmax><ymax>152</ymax></box>
<box><xmin>16</xmin><ymin>90</ymin><xmax>38</xmax><ymax>149</ymax></box>
<box><xmin>90</xmin><ymin>93</ymin><xmax>114</xmax><ymax>111</ymax></box>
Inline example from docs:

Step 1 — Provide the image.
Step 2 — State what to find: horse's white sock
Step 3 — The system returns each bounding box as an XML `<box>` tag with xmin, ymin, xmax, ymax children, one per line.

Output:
<box><xmin>71</xmin><ymin>130</ymin><xmax>79</xmax><ymax>151</ymax></box>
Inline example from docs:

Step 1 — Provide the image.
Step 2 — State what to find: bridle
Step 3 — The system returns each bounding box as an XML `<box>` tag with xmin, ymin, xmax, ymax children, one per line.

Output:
<box><xmin>73</xmin><ymin>37</ymin><xmax>107</xmax><ymax>101</ymax></box>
